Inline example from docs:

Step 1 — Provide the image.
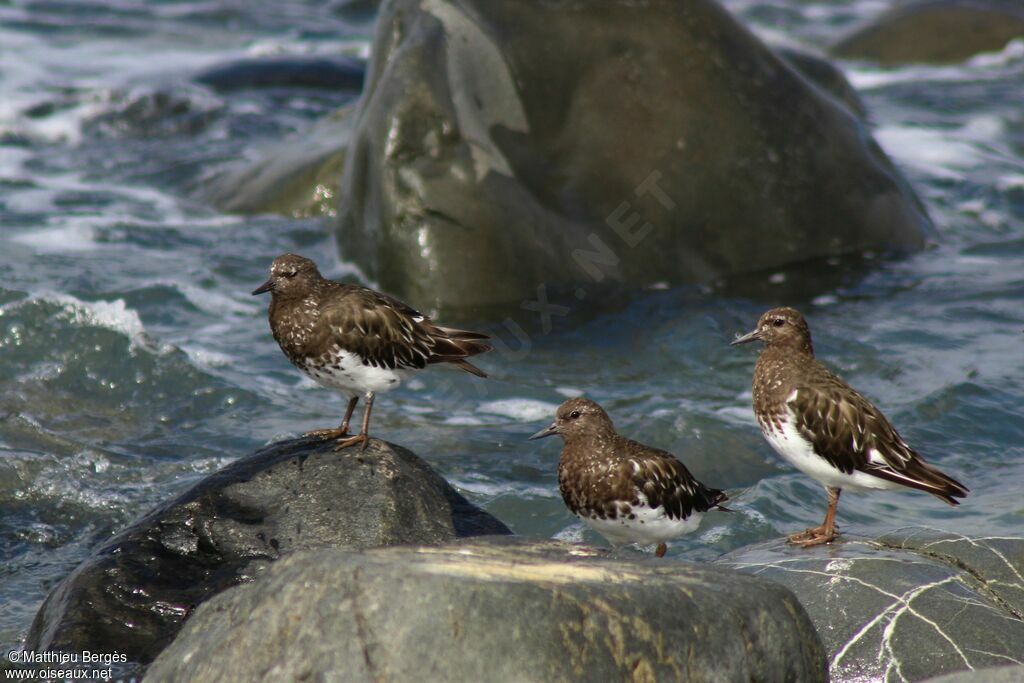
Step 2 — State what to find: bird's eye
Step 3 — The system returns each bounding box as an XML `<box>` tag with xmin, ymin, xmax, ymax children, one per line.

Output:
<box><xmin>283</xmin><ymin>270</ymin><xmax>297</xmax><ymax>279</ymax></box>
<box><xmin>773</xmin><ymin>318</ymin><xmax>786</xmax><ymax>327</ymax></box>
<box><xmin>568</xmin><ymin>410</ymin><xmax>581</xmax><ymax>420</ymax></box>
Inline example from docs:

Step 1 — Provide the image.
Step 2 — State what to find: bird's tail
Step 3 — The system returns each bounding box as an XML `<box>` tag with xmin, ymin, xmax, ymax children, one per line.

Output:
<box><xmin>427</xmin><ymin>326</ymin><xmax>493</xmax><ymax>377</ymax></box>
<box><xmin>710</xmin><ymin>488</ymin><xmax>733</xmax><ymax>512</ymax></box>
<box><xmin>867</xmin><ymin>459</ymin><xmax>969</xmax><ymax>506</ymax></box>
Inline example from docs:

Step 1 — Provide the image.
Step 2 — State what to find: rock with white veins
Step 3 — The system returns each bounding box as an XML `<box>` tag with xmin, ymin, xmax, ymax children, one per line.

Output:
<box><xmin>716</xmin><ymin>527</ymin><xmax>1024</xmax><ymax>682</ymax></box>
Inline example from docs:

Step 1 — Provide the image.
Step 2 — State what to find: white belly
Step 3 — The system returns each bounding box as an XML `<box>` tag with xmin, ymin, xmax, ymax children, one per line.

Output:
<box><xmin>580</xmin><ymin>502</ymin><xmax>703</xmax><ymax>547</ymax></box>
<box><xmin>299</xmin><ymin>350</ymin><xmax>413</xmax><ymax>396</ymax></box>
<box><xmin>763</xmin><ymin>410</ymin><xmax>901</xmax><ymax>492</ymax></box>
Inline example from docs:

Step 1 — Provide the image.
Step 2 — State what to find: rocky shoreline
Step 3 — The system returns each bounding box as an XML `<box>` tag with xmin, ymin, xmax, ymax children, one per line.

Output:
<box><xmin>11</xmin><ymin>0</ymin><xmax>1024</xmax><ymax>681</ymax></box>
<box><xmin>14</xmin><ymin>435</ymin><xmax>1024</xmax><ymax>682</ymax></box>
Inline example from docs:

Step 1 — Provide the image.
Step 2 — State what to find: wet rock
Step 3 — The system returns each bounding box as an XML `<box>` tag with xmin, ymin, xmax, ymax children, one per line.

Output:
<box><xmin>203</xmin><ymin>106</ymin><xmax>354</xmax><ymax>216</ymax></box>
<box><xmin>832</xmin><ymin>0</ymin><xmax>1024</xmax><ymax>65</ymax></box>
<box><xmin>146</xmin><ymin>537</ymin><xmax>827</xmax><ymax>683</ymax></box>
<box><xmin>24</xmin><ymin>437</ymin><xmax>509</xmax><ymax>671</ymax></box>
<box><xmin>334</xmin><ymin>0</ymin><xmax>929</xmax><ymax>309</ymax></box>
<box><xmin>333</xmin><ymin>0</ymin><xmax>380</xmax><ymax>23</ymax></box>
<box><xmin>194</xmin><ymin>55</ymin><xmax>365</xmax><ymax>92</ymax></box>
<box><xmin>716</xmin><ymin>528</ymin><xmax>1024</xmax><ymax>682</ymax></box>
<box><xmin>776</xmin><ymin>47</ymin><xmax>868</xmax><ymax>119</ymax></box>
<box><xmin>924</xmin><ymin>665</ymin><xmax>1024</xmax><ymax>682</ymax></box>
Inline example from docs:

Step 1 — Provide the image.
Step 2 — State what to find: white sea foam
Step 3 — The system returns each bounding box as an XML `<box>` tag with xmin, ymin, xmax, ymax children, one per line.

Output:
<box><xmin>873</xmin><ymin>125</ymin><xmax>985</xmax><ymax>180</ymax></box>
<box><xmin>715</xmin><ymin>405</ymin><xmax>758</xmax><ymax>426</ymax></box>
<box><xmin>1</xmin><ymin>293</ymin><xmax>155</xmax><ymax>351</ymax></box>
<box><xmin>477</xmin><ymin>398</ymin><xmax>560</xmax><ymax>422</ymax></box>
<box><xmin>54</xmin><ymin>295</ymin><xmax>151</xmax><ymax>348</ymax></box>
<box><xmin>552</xmin><ymin>523</ymin><xmax>585</xmax><ymax>544</ymax></box>
<box><xmin>10</xmin><ymin>224</ymin><xmax>99</xmax><ymax>252</ymax></box>
<box><xmin>174</xmin><ymin>282</ymin><xmax>255</xmax><ymax>316</ymax></box>
<box><xmin>443</xmin><ymin>415</ymin><xmax>486</xmax><ymax>426</ymax></box>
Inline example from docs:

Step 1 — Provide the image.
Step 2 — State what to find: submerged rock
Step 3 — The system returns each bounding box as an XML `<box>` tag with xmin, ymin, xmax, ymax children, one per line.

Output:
<box><xmin>334</xmin><ymin>0</ymin><xmax>929</xmax><ymax>309</ymax></box>
<box><xmin>203</xmin><ymin>106</ymin><xmax>354</xmax><ymax>217</ymax></box>
<box><xmin>146</xmin><ymin>537</ymin><xmax>828</xmax><ymax>683</ymax></box>
<box><xmin>716</xmin><ymin>528</ymin><xmax>1024</xmax><ymax>682</ymax></box>
<box><xmin>832</xmin><ymin>0</ymin><xmax>1024</xmax><ymax>65</ymax></box>
<box><xmin>24</xmin><ymin>437</ymin><xmax>509</xmax><ymax>670</ymax></box>
<box><xmin>194</xmin><ymin>55</ymin><xmax>365</xmax><ymax>92</ymax></box>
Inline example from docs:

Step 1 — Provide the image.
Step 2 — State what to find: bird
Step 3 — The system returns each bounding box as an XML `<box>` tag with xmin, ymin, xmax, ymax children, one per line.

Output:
<box><xmin>529</xmin><ymin>397</ymin><xmax>729</xmax><ymax>557</ymax></box>
<box><xmin>731</xmin><ymin>306</ymin><xmax>968</xmax><ymax>547</ymax></box>
<box><xmin>252</xmin><ymin>253</ymin><xmax>492</xmax><ymax>450</ymax></box>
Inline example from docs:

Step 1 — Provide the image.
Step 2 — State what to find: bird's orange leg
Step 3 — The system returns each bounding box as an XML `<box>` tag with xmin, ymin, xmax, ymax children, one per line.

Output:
<box><xmin>333</xmin><ymin>392</ymin><xmax>374</xmax><ymax>451</ymax></box>
<box><xmin>305</xmin><ymin>396</ymin><xmax>359</xmax><ymax>440</ymax></box>
<box><xmin>789</xmin><ymin>487</ymin><xmax>841</xmax><ymax>547</ymax></box>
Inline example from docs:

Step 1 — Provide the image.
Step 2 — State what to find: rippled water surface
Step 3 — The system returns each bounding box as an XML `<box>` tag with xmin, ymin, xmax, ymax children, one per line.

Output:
<box><xmin>2</xmin><ymin>0</ymin><xmax>1023</xmax><ymax>657</ymax></box>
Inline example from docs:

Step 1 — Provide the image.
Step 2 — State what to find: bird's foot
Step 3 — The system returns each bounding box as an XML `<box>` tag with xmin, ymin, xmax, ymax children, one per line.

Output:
<box><xmin>332</xmin><ymin>433</ymin><xmax>370</xmax><ymax>452</ymax></box>
<box><xmin>655</xmin><ymin>543</ymin><xmax>668</xmax><ymax>558</ymax></box>
<box><xmin>787</xmin><ymin>526</ymin><xmax>839</xmax><ymax>547</ymax></box>
<box><xmin>304</xmin><ymin>428</ymin><xmax>348</xmax><ymax>441</ymax></box>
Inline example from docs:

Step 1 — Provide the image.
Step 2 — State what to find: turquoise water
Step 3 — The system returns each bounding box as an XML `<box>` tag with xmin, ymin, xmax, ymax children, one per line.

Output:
<box><xmin>2</xmin><ymin>0</ymin><xmax>1023</xmax><ymax>658</ymax></box>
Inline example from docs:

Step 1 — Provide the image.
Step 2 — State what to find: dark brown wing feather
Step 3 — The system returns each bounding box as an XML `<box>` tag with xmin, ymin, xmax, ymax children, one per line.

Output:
<box><xmin>620</xmin><ymin>438</ymin><xmax>728</xmax><ymax>520</ymax></box>
<box><xmin>792</xmin><ymin>368</ymin><xmax>968</xmax><ymax>505</ymax></box>
<box><xmin>318</xmin><ymin>285</ymin><xmax>491</xmax><ymax>374</ymax></box>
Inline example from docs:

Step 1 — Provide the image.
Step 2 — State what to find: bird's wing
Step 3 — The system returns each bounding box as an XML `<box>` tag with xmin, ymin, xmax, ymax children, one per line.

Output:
<box><xmin>789</xmin><ymin>370</ymin><xmax>967</xmax><ymax>501</ymax></box>
<box><xmin>319</xmin><ymin>286</ymin><xmax>435</xmax><ymax>370</ymax></box>
<box><xmin>622</xmin><ymin>439</ymin><xmax>727</xmax><ymax>519</ymax></box>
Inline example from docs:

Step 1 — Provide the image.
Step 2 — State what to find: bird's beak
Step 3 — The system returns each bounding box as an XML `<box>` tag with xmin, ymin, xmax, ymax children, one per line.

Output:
<box><xmin>528</xmin><ymin>422</ymin><xmax>559</xmax><ymax>441</ymax></box>
<box><xmin>730</xmin><ymin>328</ymin><xmax>763</xmax><ymax>346</ymax></box>
<box><xmin>251</xmin><ymin>278</ymin><xmax>274</xmax><ymax>296</ymax></box>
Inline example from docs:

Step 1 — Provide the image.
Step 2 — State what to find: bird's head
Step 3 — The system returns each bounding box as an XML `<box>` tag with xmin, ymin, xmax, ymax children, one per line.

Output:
<box><xmin>252</xmin><ymin>253</ymin><xmax>321</xmax><ymax>298</ymax></box>
<box><xmin>731</xmin><ymin>306</ymin><xmax>813</xmax><ymax>354</ymax></box>
<box><xmin>529</xmin><ymin>397</ymin><xmax>614</xmax><ymax>442</ymax></box>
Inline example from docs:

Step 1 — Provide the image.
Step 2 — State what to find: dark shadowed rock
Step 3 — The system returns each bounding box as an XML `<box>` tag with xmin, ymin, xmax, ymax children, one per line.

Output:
<box><xmin>335</xmin><ymin>0</ymin><xmax>929</xmax><ymax>309</ymax></box>
<box><xmin>194</xmin><ymin>55</ymin><xmax>365</xmax><ymax>92</ymax></box>
<box><xmin>23</xmin><ymin>437</ymin><xmax>509</xmax><ymax>671</ymax></box>
<box><xmin>832</xmin><ymin>0</ymin><xmax>1024</xmax><ymax>65</ymax></box>
<box><xmin>777</xmin><ymin>47</ymin><xmax>868</xmax><ymax>119</ymax></box>
<box><xmin>203</xmin><ymin>106</ymin><xmax>354</xmax><ymax>217</ymax></box>
<box><xmin>716</xmin><ymin>527</ymin><xmax>1024</xmax><ymax>682</ymax></box>
<box><xmin>146</xmin><ymin>537</ymin><xmax>828</xmax><ymax>683</ymax></box>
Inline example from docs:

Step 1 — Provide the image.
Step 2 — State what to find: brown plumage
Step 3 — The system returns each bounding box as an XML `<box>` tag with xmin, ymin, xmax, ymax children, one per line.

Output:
<box><xmin>531</xmin><ymin>398</ymin><xmax>728</xmax><ymax>557</ymax></box>
<box><xmin>253</xmin><ymin>253</ymin><xmax>491</xmax><ymax>450</ymax></box>
<box><xmin>732</xmin><ymin>306</ymin><xmax>968</xmax><ymax>546</ymax></box>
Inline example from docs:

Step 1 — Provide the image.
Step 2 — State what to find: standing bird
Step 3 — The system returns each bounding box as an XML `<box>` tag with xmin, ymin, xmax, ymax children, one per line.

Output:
<box><xmin>253</xmin><ymin>253</ymin><xmax>492</xmax><ymax>450</ymax></box>
<box><xmin>530</xmin><ymin>397</ymin><xmax>729</xmax><ymax>557</ymax></box>
<box><xmin>731</xmin><ymin>307</ymin><xmax>968</xmax><ymax>547</ymax></box>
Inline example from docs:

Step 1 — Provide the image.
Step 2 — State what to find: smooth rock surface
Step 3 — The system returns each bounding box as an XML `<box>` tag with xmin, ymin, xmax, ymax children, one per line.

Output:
<box><xmin>776</xmin><ymin>47</ymin><xmax>868</xmax><ymax>119</ymax></box>
<box><xmin>832</xmin><ymin>0</ymin><xmax>1024</xmax><ymax>65</ymax></box>
<box><xmin>146</xmin><ymin>537</ymin><xmax>828</xmax><ymax>683</ymax></box>
<box><xmin>335</xmin><ymin>0</ymin><xmax>929</xmax><ymax>309</ymax></box>
<box><xmin>923</xmin><ymin>664</ymin><xmax>1024</xmax><ymax>682</ymax></box>
<box><xmin>717</xmin><ymin>527</ymin><xmax>1024</xmax><ymax>682</ymax></box>
<box><xmin>24</xmin><ymin>437</ymin><xmax>509</xmax><ymax>670</ymax></box>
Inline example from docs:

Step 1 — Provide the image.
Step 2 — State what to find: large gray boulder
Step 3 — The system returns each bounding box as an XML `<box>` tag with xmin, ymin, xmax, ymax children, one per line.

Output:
<box><xmin>832</xmin><ymin>0</ymin><xmax>1024</xmax><ymax>65</ymax></box>
<box><xmin>201</xmin><ymin>44</ymin><xmax>868</xmax><ymax>220</ymax></box>
<box><xmin>146</xmin><ymin>537</ymin><xmax>828</xmax><ymax>683</ymax></box>
<box><xmin>24</xmin><ymin>437</ymin><xmax>509</xmax><ymax>672</ymax></box>
<box><xmin>335</xmin><ymin>0</ymin><xmax>929</xmax><ymax>309</ymax></box>
<box><xmin>717</xmin><ymin>528</ymin><xmax>1024</xmax><ymax>682</ymax></box>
